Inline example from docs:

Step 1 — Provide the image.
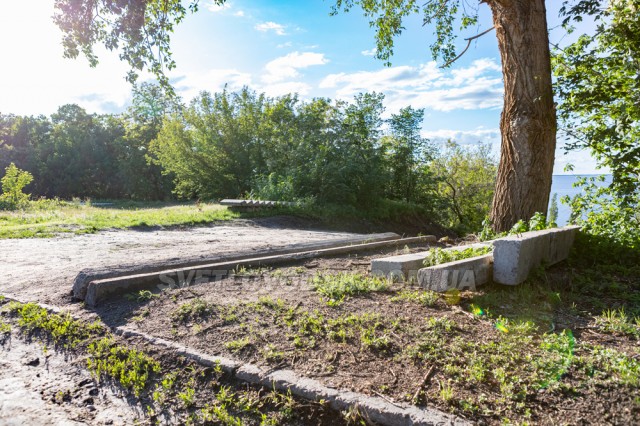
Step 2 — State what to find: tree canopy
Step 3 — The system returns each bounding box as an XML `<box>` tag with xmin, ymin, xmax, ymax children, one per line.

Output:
<box><xmin>555</xmin><ymin>0</ymin><xmax>640</xmax><ymax>198</ymax></box>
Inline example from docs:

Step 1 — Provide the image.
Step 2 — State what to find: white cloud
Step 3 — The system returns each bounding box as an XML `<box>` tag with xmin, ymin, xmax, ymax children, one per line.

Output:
<box><xmin>422</xmin><ymin>128</ymin><xmax>500</xmax><ymax>146</ymax></box>
<box><xmin>277</xmin><ymin>41</ymin><xmax>293</xmax><ymax>49</ymax></box>
<box><xmin>263</xmin><ymin>51</ymin><xmax>329</xmax><ymax>84</ymax></box>
<box><xmin>234</xmin><ymin>10</ymin><xmax>245</xmax><ymax>17</ymax></box>
<box><xmin>174</xmin><ymin>69</ymin><xmax>253</xmax><ymax>102</ymax></box>
<box><xmin>320</xmin><ymin>59</ymin><xmax>503</xmax><ymax>112</ymax></box>
<box><xmin>206</xmin><ymin>1</ymin><xmax>231</xmax><ymax>13</ymax></box>
<box><xmin>255</xmin><ymin>21</ymin><xmax>287</xmax><ymax>36</ymax></box>
<box><xmin>361</xmin><ymin>48</ymin><xmax>377</xmax><ymax>56</ymax></box>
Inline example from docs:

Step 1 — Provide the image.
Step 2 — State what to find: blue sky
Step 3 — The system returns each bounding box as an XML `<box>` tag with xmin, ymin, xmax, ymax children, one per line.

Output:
<box><xmin>0</xmin><ymin>0</ymin><xmax>602</xmax><ymax>174</ymax></box>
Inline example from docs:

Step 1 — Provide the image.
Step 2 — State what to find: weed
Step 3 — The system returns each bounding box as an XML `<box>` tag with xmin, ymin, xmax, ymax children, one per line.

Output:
<box><xmin>172</xmin><ymin>298</ymin><xmax>214</xmax><ymax>322</ymax></box>
<box><xmin>439</xmin><ymin>380</ymin><xmax>454</xmax><ymax>403</ymax></box>
<box><xmin>125</xmin><ymin>290</ymin><xmax>158</xmax><ymax>303</ymax></box>
<box><xmin>391</xmin><ymin>289</ymin><xmax>439</xmax><ymax>306</ymax></box>
<box><xmin>311</xmin><ymin>273</ymin><xmax>388</xmax><ymax>306</ymax></box>
<box><xmin>7</xmin><ymin>302</ymin><xmax>102</xmax><ymax>348</ymax></box>
<box><xmin>224</xmin><ymin>338</ymin><xmax>251</xmax><ymax>353</ymax></box>
<box><xmin>262</xmin><ymin>344</ymin><xmax>285</xmax><ymax>362</ymax></box>
<box><xmin>595</xmin><ymin>308</ymin><xmax>640</xmax><ymax>338</ymax></box>
<box><xmin>178</xmin><ymin>377</ymin><xmax>197</xmax><ymax>407</ymax></box>
<box><xmin>87</xmin><ymin>337</ymin><xmax>161</xmax><ymax>396</ymax></box>
<box><xmin>423</xmin><ymin>246</ymin><xmax>492</xmax><ymax>267</ymax></box>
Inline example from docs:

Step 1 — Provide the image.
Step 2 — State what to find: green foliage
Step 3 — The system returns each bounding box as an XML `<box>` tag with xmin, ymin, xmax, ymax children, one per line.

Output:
<box><xmin>565</xmin><ymin>176</ymin><xmax>640</xmax><ymax>250</ymax></box>
<box><xmin>555</xmin><ymin>1</ymin><xmax>640</xmax><ymax>199</ymax></box>
<box><xmin>53</xmin><ymin>0</ymin><xmax>205</xmax><ymax>89</ymax></box>
<box><xmin>548</xmin><ymin>193</ymin><xmax>559</xmax><ymax>228</ymax></box>
<box><xmin>172</xmin><ymin>298</ymin><xmax>215</xmax><ymax>322</ymax></box>
<box><xmin>390</xmin><ymin>289</ymin><xmax>439</xmax><ymax>306</ymax></box>
<box><xmin>331</xmin><ymin>0</ymin><xmax>479</xmax><ymax>67</ymax></box>
<box><xmin>0</xmin><ymin>163</ymin><xmax>33</xmax><ymax>210</ymax></box>
<box><xmin>310</xmin><ymin>273</ymin><xmax>389</xmax><ymax>306</ymax></box>
<box><xmin>7</xmin><ymin>302</ymin><xmax>102</xmax><ymax>348</ymax></box>
<box><xmin>430</xmin><ymin>140</ymin><xmax>497</xmax><ymax>233</ymax></box>
<box><xmin>87</xmin><ymin>337</ymin><xmax>161</xmax><ymax>396</ymax></box>
<box><xmin>423</xmin><ymin>246</ymin><xmax>492</xmax><ymax>267</ymax></box>
<box><xmin>595</xmin><ymin>308</ymin><xmax>640</xmax><ymax>339</ymax></box>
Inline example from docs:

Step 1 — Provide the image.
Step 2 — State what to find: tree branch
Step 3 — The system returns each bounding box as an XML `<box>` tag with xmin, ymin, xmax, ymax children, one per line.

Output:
<box><xmin>440</xmin><ymin>26</ymin><xmax>495</xmax><ymax>68</ymax></box>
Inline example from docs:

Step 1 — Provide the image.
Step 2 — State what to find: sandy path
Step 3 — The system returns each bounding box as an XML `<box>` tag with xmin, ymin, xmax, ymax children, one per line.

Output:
<box><xmin>0</xmin><ymin>218</ymin><xmax>368</xmax><ymax>306</ymax></box>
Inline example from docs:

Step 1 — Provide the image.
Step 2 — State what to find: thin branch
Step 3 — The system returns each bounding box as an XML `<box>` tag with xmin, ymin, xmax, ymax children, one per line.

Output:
<box><xmin>440</xmin><ymin>26</ymin><xmax>495</xmax><ymax>68</ymax></box>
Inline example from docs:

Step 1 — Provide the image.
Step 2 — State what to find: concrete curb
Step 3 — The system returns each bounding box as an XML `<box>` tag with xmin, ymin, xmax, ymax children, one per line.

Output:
<box><xmin>81</xmin><ymin>235</ymin><xmax>437</xmax><ymax>307</ymax></box>
<box><xmin>73</xmin><ymin>232</ymin><xmax>402</xmax><ymax>301</ymax></box>
<box><xmin>0</xmin><ymin>295</ymin><xmax>470</xmax><ymax>426</ymax></box>
<box><xmin>371</xmin><ymin>242</ymin><xmax>491</xmax><ymax>283</ymax></box>
<box><xmin>493</xmin><ymin>226</ymin><xmax>579</xmax><ymax>285</ymax></box>
<box><xmin>417</xmin><ymin>253</ymin><xmax>493</xmax><ymax>292</ymax></box>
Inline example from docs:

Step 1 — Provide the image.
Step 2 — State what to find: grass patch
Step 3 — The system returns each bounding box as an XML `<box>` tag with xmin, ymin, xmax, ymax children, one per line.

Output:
<box><xmin>172</xmin><ymin>298</ymin><xmax>216</xmax><ymax>322</ymax></box>
<box><xmin>310</xmin><ymin>273</ymin><xmax>389</xmax><ymax>306</ymax></box>
<box><xmin>5</xmin><ymin>302</ymin><xmax>103</xmax><ymax>348</ymax></box>
<box><xmin>594</xmin><ymin>308</ymin><xmax>640</xmax><ymax>338</ymax></box>
<box><xmin>87</xmin><ymin>337</ymin><xmax>161</xmax><ymax>397</ymax></box>
<box><xmin>391</xmin><ymin>289</ymin><xmax>439</xmax><ymax>306</ymax></box>
<box><xmin>0</xmin><ymin>201</ymin><xmax>242</xmax><ymax>239</ymax></box>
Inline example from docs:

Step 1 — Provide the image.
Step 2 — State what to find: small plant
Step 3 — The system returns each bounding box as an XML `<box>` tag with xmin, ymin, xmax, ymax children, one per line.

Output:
<box><xmin>439</xmin><ymin>380</ymin><xmax>454</xmax><ymax>403</ymax></box>
<box><xmin>224</xmin><ymin>338</ymin><xmax>251</xmax><ymax>353</ymax></box>
<box><xmin>172</xmin><ymin>298</ymin><xmax>214</xmax><ymax>322</ymax></box>
<box><xmin>595</xmin><ymin>308</ymin><xmax>640</xmax><ymax>338</ymax></box>
<box><xmin>423</xmin><ymin>246</ymin><xmax>492</xmax><ymax>267</ymax></box>
<box><xmin>177</xmin><ymin>377</ymin><xmax>197</xmax><ymax>407</ymax></box>
<box><xmin>391</xmin><ymin>289</ymin><xmax>439</xmax><ymax>306</ymax></box>
<box><xmin>311</xmin><ymin>273</ymin><xmax>389</xmax><ymax>306</ymax></box>
<box><xmin>125</xmin><ymin>290</ymin><xmax>158</xmax><ymax>303</ymax></box>
<box><xmin>87</xmin><ymin>337</ymin><xmax>161</xmax><ymax>396</ymax></box>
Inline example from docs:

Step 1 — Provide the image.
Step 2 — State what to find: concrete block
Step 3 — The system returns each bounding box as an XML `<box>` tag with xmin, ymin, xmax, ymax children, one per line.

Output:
<box><xmin>493</xmin><ymin>226</ymin><xmax>579</xmax><ymax>285</ymax></box>
<box><xmin>417</xmin><ymin>254</ymin><xmax>493</xmax><ymax>292</ymax></box>
<box><xmin>73</xmin><ymin>232</ymin><xmax>401</xmax><ymax>301</ymax></box>
<box><xmin>371</xmin><ymin>242</ymin><xmax>490</xmax><ymax>282</ymax></box>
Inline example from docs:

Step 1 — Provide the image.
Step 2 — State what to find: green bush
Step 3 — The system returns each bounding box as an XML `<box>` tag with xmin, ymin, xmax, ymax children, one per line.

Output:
<box><xmin>0</xmin><ymin>163</ymin><xmax>33</xmax><ymax>210</ymax></box>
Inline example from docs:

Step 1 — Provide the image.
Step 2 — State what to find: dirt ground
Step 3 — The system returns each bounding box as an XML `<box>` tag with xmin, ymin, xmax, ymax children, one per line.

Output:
<box><xmin>0</xmin><ymin>217</ymin><xmax>372</xmax><ymax>307</ymax></box>
<box><xmin>2</xmin><ymin>218</ymin><xmax>638</xmax><ymax>425</ymax></box>
<box><xmin>0</xmin><ymin>334</ymin><xmax>143</xmax><ymax>425</ymax></box>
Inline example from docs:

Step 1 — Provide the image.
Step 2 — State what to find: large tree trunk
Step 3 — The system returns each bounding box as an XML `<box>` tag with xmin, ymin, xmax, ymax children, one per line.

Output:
<box><xmin>487</xmin><ymin>0</ymin><xmax>557</xmax><ymax>232</ymax></box>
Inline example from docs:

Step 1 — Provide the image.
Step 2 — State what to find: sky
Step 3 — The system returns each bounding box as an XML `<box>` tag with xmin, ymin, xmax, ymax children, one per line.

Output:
<box><xmin>0</xmin><ymin>0</ymin><xmax>603</xmax><ymax>174</ymax></box>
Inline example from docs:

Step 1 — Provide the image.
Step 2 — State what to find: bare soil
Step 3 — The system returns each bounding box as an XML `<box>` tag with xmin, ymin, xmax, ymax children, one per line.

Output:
<box><xmin>1</xmin><ymin>219</ymin><xmax>638</xmax><ymax>425</ymax></box>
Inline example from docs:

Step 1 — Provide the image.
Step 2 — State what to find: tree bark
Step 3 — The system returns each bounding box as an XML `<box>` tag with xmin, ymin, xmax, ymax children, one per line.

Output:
<box><xmin>487</xmin><ymin>0</ymin><xmax>557</xmax><ymax>232</ymax></box>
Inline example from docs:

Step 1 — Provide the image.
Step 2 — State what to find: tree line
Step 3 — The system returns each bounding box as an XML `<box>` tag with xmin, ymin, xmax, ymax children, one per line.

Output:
<box><xmin>0</xmin><ymin>85</ymin><xmax>496</xmax><ymax>233</ymax></box>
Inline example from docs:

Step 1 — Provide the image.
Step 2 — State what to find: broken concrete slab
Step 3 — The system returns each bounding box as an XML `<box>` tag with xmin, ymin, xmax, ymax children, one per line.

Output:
<box><xmin>371</xmin><ymin>242</ymin><xmax>490</xmax><ymax>283</ymax></box>
<box><xmin>82</xmin><ymin>235</ymin><xmax>436</xmax><ymax>306</ymax></box>
<box><xmin>73</xmin><ymin>232</ymin><xmax>400</xmax><ymax>301</ymax></box>
<box><xmin>417</xmin><ymin>253</ymin><xmax>493</xmax><ymax>292</ymax></box>
<box><xmin>493</xmin><ymin>226</ymin><xmax>580</xmax><ymax>285</ymax></box>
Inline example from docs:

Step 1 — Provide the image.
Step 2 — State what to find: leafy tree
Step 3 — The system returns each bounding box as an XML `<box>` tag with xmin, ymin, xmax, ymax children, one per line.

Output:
<box><xmin>555</xmin><ymin>1</ymin><xmax>640</xmax><ymax>252</ymax></box>
<box><xmin>0</xmin><ymin>163</ymin><xmax>33</xmax><ymax>209</ymax></box>
<box><xmin>52</xmin><ymin>0</ymin><xmax>557</xmax><ymax>232</ymax></box>
<box><xmin>384</xmin><ymin>107</ymin><xmax>432</xmax><ymax>203</ymax></box>
<box><xmin>555</xmin><ymin>0</ymin><xmax>640</xmax><ymax>199</ymax></box>
<box><xmin>332</xmin><ymin>0</ymin><xmax>557</xmax><ymax>232</ymax></box>
<box><xmin>431</xmin><ymin>140</ymin><xmax>497</xmax><ymax>233</ymax></box>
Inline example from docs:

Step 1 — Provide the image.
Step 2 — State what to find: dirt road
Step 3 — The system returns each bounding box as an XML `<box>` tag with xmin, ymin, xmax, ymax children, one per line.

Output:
<box><xmin>0</xmin><ymin>218</ymin><xmax>370</xmax><ymax>307</ymax></box>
